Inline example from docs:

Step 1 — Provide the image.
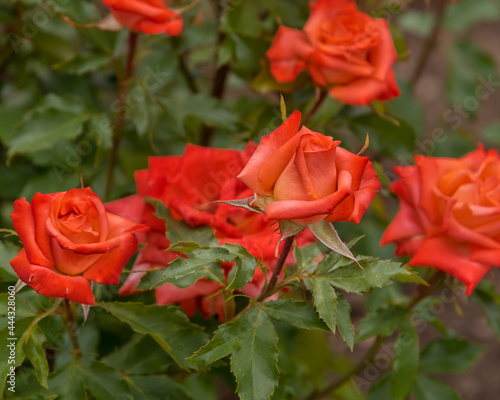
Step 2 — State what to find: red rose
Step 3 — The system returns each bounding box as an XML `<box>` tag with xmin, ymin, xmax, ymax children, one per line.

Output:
<box><xmin>381</xmin><ymin>146</ymin><xmax>500</xmax><ymax>295</ymax></box>
<box><xmin>102</xmin><ymin>0</ymin><xmax>182</xmax><ymax>36</ymax></box>
<box><xmin>237</xmin><ymin>111</ymin><xmax>381</xmax><ymax>225</ymax></box>
<box><xmin>107</xmin><ymin>144</ymin><xmax>314</xmax><ymax>320</ymax></box>
<box><xmin>10</xmin><ymin>188</ymin><xmax>148</xmax><ymax>305</ymax></box>
<box><xmin>266</xmin><ymin>0</ymin><xmax>400</xmax><ymax>105</ymax></box>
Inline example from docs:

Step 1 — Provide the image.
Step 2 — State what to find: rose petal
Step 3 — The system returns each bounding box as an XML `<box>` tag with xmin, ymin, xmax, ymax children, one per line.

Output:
<box><xmin>11</xmin><ymin>197</ymin><xmax>53</xmax><ymax>268</ymax></box>
<box><xmin>264</xmin><ymin>186</ymin><xmax>350</xmax><ymax>224</ymax></box>
<box><xmin>83</xmin><ymin>232</ymin><xmax>140</xmax><ymax>285</ymax></box>
<box><xmin>10</xmin><ymin>249</ymin><xmax>94</xmax><ymax>305</ymax></box>
<box><xmin>409</xmin><ymin>237</ymin><xmax>491</xmax><ymax>296</ymax></box>
<box><xmin>238</xmin><ymin>111</ymin><xmax>302</xmax><ymax>195</ymax></box>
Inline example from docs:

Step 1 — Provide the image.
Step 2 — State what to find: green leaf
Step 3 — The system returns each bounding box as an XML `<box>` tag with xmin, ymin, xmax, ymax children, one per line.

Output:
<box><xmin>367</xmin><ymin>374</ymin><xmax>392</xmax><ymax>400</ymax></box>
<box><xmin>225</xmin><ymin>31</ymin><xmax>270</xmax><ymax>79</ymax></box>
<box><xmin>0</xmin><ymin>242</ymin><xmax>19</xmax><ymax>282</ymax></box>
<box><xmin>470</xmin><ymin>283</ymin><xmax>500</xmax><ymax>340</ymax></box>
<box><xmin>99</xmin><ymin>302</ymin><xmax>209</xmax><ymax>370</ymax></box>
<box><xmin>356</xmin><ymin>306</ymin><xmax>407</xmax><ymax>343</ymax></box>
<box><xmin>390</xmin><ymin>320</ymin><xmax>419</xmax><ymax>400</ymax></box>
<box><xmin>127</xmin><ymin>375</ymin><xmax>194</xmax><ymax>400</ymax></box>
<box><xmin>52</xmin><ymin>53</ymin><xmax>110</xmax><ymax>75</ymax></box>
<box><xmin>0</xmin><ymin>106</ymin><xmax>23</xmax><ymax>145</ymax></box>
<box><xmin>419</xmin><ymin>337</ymin><xmax>485</xmax><ymax>374</ymax></box>
<box><xmin>446</xmin><ymin>40</ymin><xmax>499</xmax><ymax>111</ymax></box>
<box><xmin>308</xmin><ymin>221</ymin><xmax>360</xmax><ymax>267</ymax></box>
<box><xmin>0</xmin><ymin>318</ymin><xmax>34</xmax><ymax>395</ymax></box>
<box><xmin>165</xmin><ymin>248</ymin><xmax>231</xmax><ymax>281</ymax></box>
<box><xmin>262</xmin><ymin>299</ymin><xmax>328</xmax><ymax>331</ymax></box>
<box><xmin>101</xmin><ymin>335</ymin><xmax>173</xmax><ymax>375</ymax></box>
<box><xmin>293</xmin><ymin>243</ymin><xmax>321</xmax><ymax>272</ymax></box>
<box><xmin>25</xmin><ymin>325</ymin><xmax>49</xmax><ymax>389</ymax></box>
<box><xmin>83</xmin><ymin>360</ymin><xmax>131</xmax><ymax>400</ymax></box>
<box><xmin>310</xmin><ymin>278</ymin><xmax>337</xmax><ymax>333</ymax></box>
<box><xmin>159</xmin><ymin>95</ymin><xmax>239</xmax><ymax>137</ymax></box>
<box><xmin>231</xmin><ymin>308</ymin><xmax>279</xmax><ymax>400</ymax></box>
<box><xmin>165</xmin><ymin>243</ymin><xmax>256</xmax><ymax>291</ymax></box>
<box><xmin>444</xmin><ymin>0</ymin><xmax>500</xmax><ymax>33</ymax></box>
<box><xmin>224</xmin><ymin>244</ymin><xmax>258</xmax><ymax>291</ymax></box>
<box><xmin>47</xmin><ymin>360</ymin><xmax>87</xmax><ymax>400</ymax></box>
<box><xmin>397</xmin><ymin>10</ymin><xmax>434</xmax><ymax>37</ymax></box>
<box><xmin>412</xmin><ymin>374</ymin><xmax>463</xmax><ymax>400</ymax></box>
<box><xmin>336</xmin><ymin>293</ymin><xmax>354</xmax><ymax>350</ymax></box>
<box><xmin>348</xmin><ymin>113</ymin><xmax>417</xmax><ymax>158</ymax></box>
<box><xmin>188</xmin><ymin>317</ymin><xmax>242</xmax><ymax>366</ymax></box>
<box><xmin>7</xmin><ymin>110</ymin><xmax>90</xmax><ymax>162</ymax></box>
<box><xmin>395</xmin><ymin>266</ymin><xmax>429</xmax><ymax>286</ymax></box>
<box><xmin>190</xmin><ymin>307</ymin><xmax>279</xmax><ymax>400</ymax></box>
<box><xmin>322</xmin><ymin>258</ymin><xmax>404</xmax><ymax>294</ymax></box>
<box><xmin>222</xmin><ymin>0</ymin><xmax>262</xmax><ymax>36</ymax></box>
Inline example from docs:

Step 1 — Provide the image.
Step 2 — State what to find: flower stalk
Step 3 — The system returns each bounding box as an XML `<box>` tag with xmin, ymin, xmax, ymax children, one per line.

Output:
<box><xmin>64</xmin><ymin>299</ymin><xmax>82</xmax><ymax>359</ymax></box>
<box><xmin>105</xmin><ymin>30</ymin><xmax>139</xmax><ymax>199</ymax></box>
<box><xmin>257</xmin><ymin>236</ymin><xmax>295</xmax><ymax>301</ymax></box>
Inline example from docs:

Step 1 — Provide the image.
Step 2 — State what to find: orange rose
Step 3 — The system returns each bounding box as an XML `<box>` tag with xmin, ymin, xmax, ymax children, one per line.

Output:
<box><xmin>381</xmin><ymin>146</ymin><xmax>500</xmax><ymax>295</ymax></box>
<box><xmin>237</xmin><ymin>111</ymin><xmax>381</xmax><ymax>225</ymax></box>
<box><xmin>10</xmin><ymin>188</ymin><xmax>148</xmax><ymax>305</ymax></box>
<box><xmin>102</xmin><ymin>0</ymin><xmax>182</xmax><ymax>36</ymax></box>
<box><xmin>106</xmin><ymin>144</ymin><xmax>314</xmax><ymax>320</ymax></box>
<box><xmin>266</xmin><ymin>0</ymin><xmax>400</xmax><ymax>105</ymax></box>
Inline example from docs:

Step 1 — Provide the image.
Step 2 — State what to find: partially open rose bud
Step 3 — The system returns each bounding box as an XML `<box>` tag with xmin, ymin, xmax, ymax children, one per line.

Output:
<box><xmin>238</xmin><ymin>111</ymin><xmax>381</xmax><ymax>225</ymax></box>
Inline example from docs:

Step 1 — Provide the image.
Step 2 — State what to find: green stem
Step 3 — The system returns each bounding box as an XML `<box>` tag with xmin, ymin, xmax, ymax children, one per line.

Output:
<box><xmin>410</xmin><ymin>0</ymin><xmax>448</xmax><ymax>87</ymax></box>
<box><xmin>257</xmin><ymin>236</ymin><xmax>294</xmax><ymax>302</ymax></box>
<box><xmin>104</xmin><ymin>31</ymin><xmax>138</xmax><ymax>199</ymax></box>
<box><xmin>304</xmin><ymin>271</ymin><xmax>447</xmax><ymax>400</ymax></box>
<box><xmin>303</xmin><ymin>90</ymin><xmax>327</xmax><ymax>126</ymax></box>
<box><xmin>64</xmin><ymin>299</ymin><xmax>82</xmax><ymax>359</ymax></box>
<box><xmin>200</xmin><ymin>0</ymin><xmax>230</xmax><ymax>146</ymax></box>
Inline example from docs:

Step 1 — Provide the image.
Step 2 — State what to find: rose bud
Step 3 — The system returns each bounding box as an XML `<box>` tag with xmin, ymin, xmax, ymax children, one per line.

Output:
<box><xmin>237</xmin><ymin>111</ymin><xmax>381</xmax><ymax>225</ymax></box>
<box><xmin>102</xmin><ymin>0</ymin><xmax>182</xmax><ymax>36</ymax></box>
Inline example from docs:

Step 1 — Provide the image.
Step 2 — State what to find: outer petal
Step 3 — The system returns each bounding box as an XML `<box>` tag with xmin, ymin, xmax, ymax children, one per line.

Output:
<box><xmin>10</xmin><ymin>249</ymin><xmax>95</xmax><ymax>305</ymax></box>
<box><xmin>380</xmin><ymin>199</ymin><xmax>425</xmax><ymax>251</ymax></box>
<box><xmin>369</xmin><ymin>19</ymin><xmax>398</xmax><ymax>82</ymax></box>
<box><xmin>83</xmin><ymin>232</ymin><xmax>140</xmax><ymax>285</ymax></box>
<box><xmin>266</xmin><ymin>27</ymin><xmax>313</xmax><ymax>82</ymax></box>
<box><xmin>11</xmin><ymin>197</ymin><xmax>53</xmax><ymax>268</ymax></box>
<box><xmin>264</xmin><ymin>186</ymin><xmax>350</xmax><ymax>224</ymax></box>
<box><xmin>238</xmin><ymin>111</ymin><xmax>302</xmax><ymax>195</ymax></box>
<box><xmin>329</xmin><ymin>77</ymin><xmax>389</xmax><ymax>106</ymax></box>
<box><xmin>409</xmin><ymin>237</ymin><xmax>492</xmax><ymax>295</ymax></box>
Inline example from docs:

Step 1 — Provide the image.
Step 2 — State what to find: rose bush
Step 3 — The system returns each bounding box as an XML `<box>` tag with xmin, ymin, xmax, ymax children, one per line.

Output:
<box><xmin>10</xmin><ymin>188</ymin><xmax>148</xmax><ymax>305</ymax></box>
<box><xmin>102</xmin><ymin>0</ymin><xmax>182</xmax><ymax>36</ymax></box>
<box><xmin>106</xmin><ymin>144</ymin><xmax>314</xmax><ymax>320</ymax></box>
<box><xmin>237</xmin><ymin>110</ymin><xmax>381</xmax><ymax>225</ymax></box>
<box><xmin>266</xmin><ymin>0</ymin><xmax>400</xmax><ymax>105</ymax></box>
<box><xmin>381</xmin><ymin>146</ymin><xmax>500</xmax><ymax>295</ymax></box>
